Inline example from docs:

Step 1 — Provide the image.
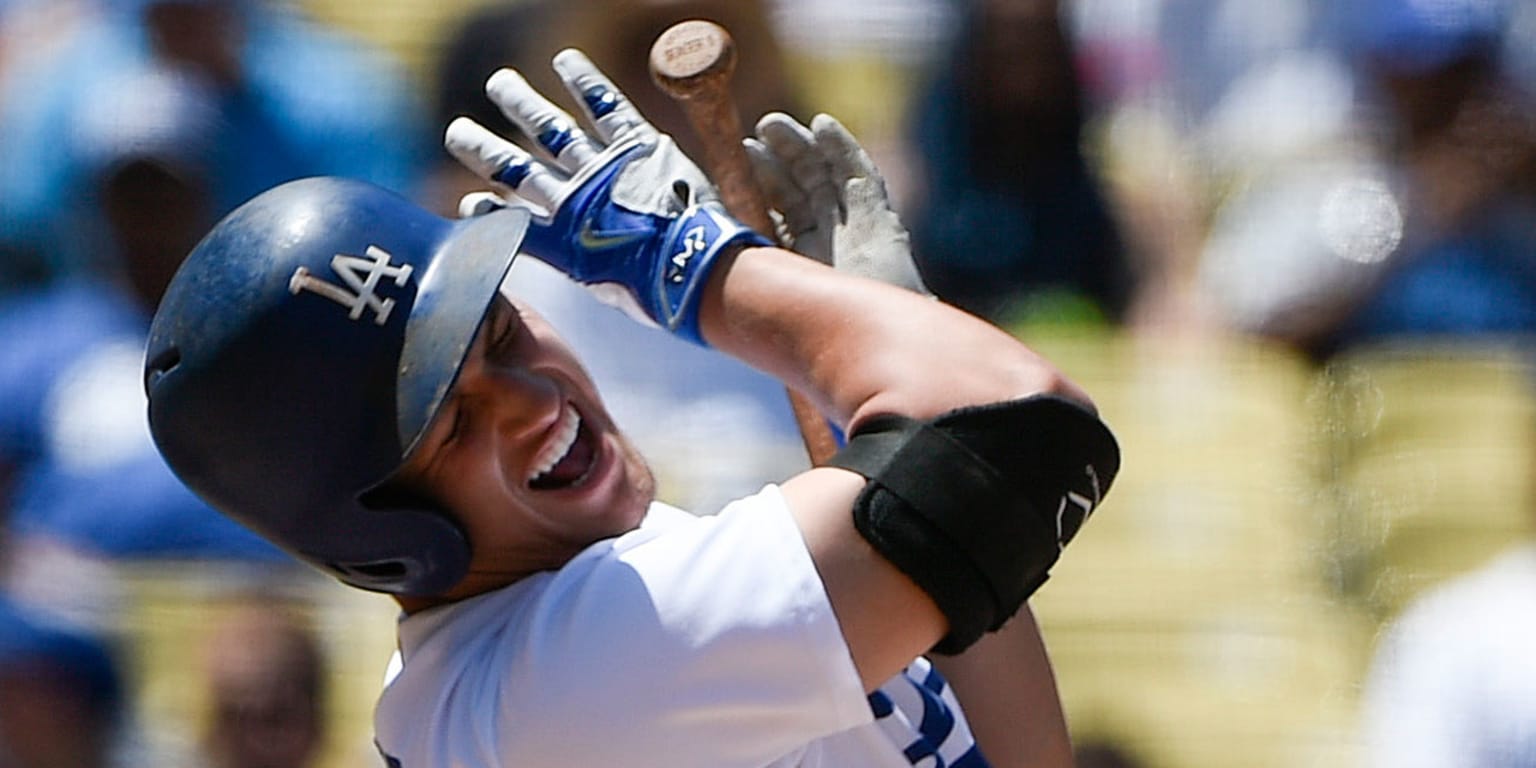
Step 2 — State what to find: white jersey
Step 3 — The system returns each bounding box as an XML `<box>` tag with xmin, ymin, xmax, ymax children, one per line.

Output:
<box><xmin>374</xmin><ymin>485</ymin><xmax>988</xmax><ymax>768</ymax></box>
<box><xmin>1361</xmin><ymin>545</ymin><xmax>1536</xmax><ymax>767</ymax></box>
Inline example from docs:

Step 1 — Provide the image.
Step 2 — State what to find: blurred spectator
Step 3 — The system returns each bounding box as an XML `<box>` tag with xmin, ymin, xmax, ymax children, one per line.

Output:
<box><xmin>426</xmin><ymin>0</ymin><xmax>811</xmax><ymax>513</ymax></box>
<box><xmin>1074</xmin><ymin>738</ymin><xmax>1148</xmax><ymax>768</ymax></box>
<box><xmin>1360</xmin><ymin>542</ymin><xmax>1536</xmax><ymax>766</ymax></box>
<box><xmin>0</xmin><ymin>0</ymin><xmax>98</xmax><ymax>292</ymax></box>
<box><xmin>194</xmin><ymin>598</ymin><xmax>326</xmax><ymax>768</ymax></box>
<box><xmin>1074</xmin><ymin>0</ymin><xmax>1345</xmax><ymax>337</ymax></box>
<box><xmin>1197</xmin><ymin>0</ymin><xmax>1536</xmax><ymax>360</ymax></box>
<box><xmin>902</xmin><ymin>0</ymin><xmax>1134</xmax><ymax>328</ymax></box>
<box><xmin>0</xmin><ymin>592</ymin><xmax>124</xmax><ymax>768</ymax></box>
<box><xmin>421</xmin><ymin>0</ymin><xmax>558</xmax><ymax>216</ymax></box>
<box><xmin>0</xmin><ymin>67</ymin><xmax>289</xmax><ymax>630</ymax></box>
<box><xmin>1311</xmin><ymin>0</ymin><xmax>1536</xmax><ymax>358</ymax></box>
<box><xmin>0</xmin><ymin>0</ymin><xmax>428</xmax><ymax>286</ymax></box>
<box><xmin>429</xmin><ymin>0</ymin><xmax>553</xmax><ymax>139</ymax></box>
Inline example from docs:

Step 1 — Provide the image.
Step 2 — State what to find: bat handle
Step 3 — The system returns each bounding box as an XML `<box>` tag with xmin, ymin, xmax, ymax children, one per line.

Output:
<box><xmin>650</xmin><ymin>20</ymin><xmax>839</xmax><ymax>466</ymax></box>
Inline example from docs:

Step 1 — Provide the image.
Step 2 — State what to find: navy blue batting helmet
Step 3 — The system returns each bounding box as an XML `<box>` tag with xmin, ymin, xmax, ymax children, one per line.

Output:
<box><xmin>144</xmin><ymin>176</ymin><xmax>528</xmax><ymax>595</ymax></box>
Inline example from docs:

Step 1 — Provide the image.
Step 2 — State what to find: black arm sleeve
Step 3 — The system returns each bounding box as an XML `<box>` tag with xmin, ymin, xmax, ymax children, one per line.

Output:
<box><xmin>828</xmin><ymin>395</ymin><xmax>1119</xmax><ymax>654</ymax></box>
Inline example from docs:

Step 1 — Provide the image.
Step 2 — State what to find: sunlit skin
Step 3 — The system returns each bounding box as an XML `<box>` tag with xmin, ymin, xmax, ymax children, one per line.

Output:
<box><xmin>372</xmin><ymin>237</ymin><xmax>1082</xmax><ymax>763</ymax></box>
<box><xmin>392</xmin><ymin>294</ymin><xmax>655</xmax><ymax>612</ymax></box>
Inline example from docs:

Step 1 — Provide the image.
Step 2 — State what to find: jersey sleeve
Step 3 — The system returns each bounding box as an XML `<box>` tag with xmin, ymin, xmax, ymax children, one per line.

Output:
<box><xmin>378</xmin><ymin>486</ymin><xmax>874</xmax><ymax>768</ymax></box>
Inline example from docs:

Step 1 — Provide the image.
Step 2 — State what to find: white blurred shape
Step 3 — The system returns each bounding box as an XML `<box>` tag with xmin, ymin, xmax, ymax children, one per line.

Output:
<box><xmin>1199</xmin><ymin>165</ymin><xmax>1403</xmax><ymax>338</ymax></box>
<box><xmin>1319</xmin><ymin>178</ymin><xmax>1404</xmax><ymax>266</ymax></box>
<box><xmin>1202</xmin><ymin>51</ymin><xmax>1357</xmax><ymax>171</ymax></box>
<box><xmin>44</xmin><ymin>339</ymin><xmax>154</xmax><ymax>473</ymax></box>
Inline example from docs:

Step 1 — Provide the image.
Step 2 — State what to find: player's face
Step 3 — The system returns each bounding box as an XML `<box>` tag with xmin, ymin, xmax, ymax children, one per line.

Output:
<box><xmin>395</xmin><ymin>295</ymin><xmax>654</xmax><ymax>594</ymax></box>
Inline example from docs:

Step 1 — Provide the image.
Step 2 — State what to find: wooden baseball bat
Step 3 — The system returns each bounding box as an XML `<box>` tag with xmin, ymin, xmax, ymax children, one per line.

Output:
<box><xmin>648</xmin><ymin>19</ymin><xmax>839</xmax><ymax>467</ymax></box>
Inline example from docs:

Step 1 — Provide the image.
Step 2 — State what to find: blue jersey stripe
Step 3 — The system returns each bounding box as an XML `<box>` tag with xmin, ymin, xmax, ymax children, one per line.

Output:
<box><xmin>867</xmin><ymin>660</ymin><xmax>992</xmax><ymax>768</ymax></box>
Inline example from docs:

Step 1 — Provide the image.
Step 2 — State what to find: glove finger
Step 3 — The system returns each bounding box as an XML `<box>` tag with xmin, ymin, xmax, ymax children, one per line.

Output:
<box><xmin>457</xmin><ymin>190</ymin><xmax>509</xmax><ymax>218</ymax></box>
<box><xmin>745</xmin><ymin>139</ymin><xmax>818</xmax><ymax>247</ymax></box>
<box><xmin>766</xmin><ymin>207</ymin><xmax>794</xmax><ymax>248</ymax></box>
<box><xmin>445</xmin><ymin>117</ymin><xmax>565</xmax><ymax>212</ymax></box>
<box><xmin>745</xmin><ymin>138</ymin><xmax>821</xmax><ymax>252</ymax></box>
<box><xmin>551</xmin><ymin>48</ymin><xmax>655</xmax><ymax>144</ymax></box>
<box><xmin>484</xmin><ymin>67</ymin><xmax>602</xmax><ymax>171</ymax></box>
<box><xmin>810</xmin><ymin>113</ymin><xmax>888</xmax><ymax>195</ymax></box>
<box><xmin>754</xmin><ymin>113</ymin><xmax>831</xmax><ymax>237</ymax></box>
<box><xmin>754</xmin><ymin>113</ymin><xmax>819</xmax><ymax>184</ymax></box>
<box><xmin>762</xmin><ymin>116</ymin><xmax>843</xmax><ymax>229</ymax></box>
<box><xmin>743</xmin><ymin>137</ymin><xmax>804</xmax><ymax>223</ymax></box>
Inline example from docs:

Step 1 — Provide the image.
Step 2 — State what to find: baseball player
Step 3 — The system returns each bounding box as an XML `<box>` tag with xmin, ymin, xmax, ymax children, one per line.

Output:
<box><xmin>143</xmin><ymin>50</ymin><xmax>1119</xmax><ymax>767</ymax></box>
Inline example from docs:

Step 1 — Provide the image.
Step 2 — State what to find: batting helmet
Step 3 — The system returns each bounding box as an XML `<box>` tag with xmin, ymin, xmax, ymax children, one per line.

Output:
<box><xmin>144</xmin><ymin>176</ymin><xmax>529</xmax><ymax>595</ymax></box>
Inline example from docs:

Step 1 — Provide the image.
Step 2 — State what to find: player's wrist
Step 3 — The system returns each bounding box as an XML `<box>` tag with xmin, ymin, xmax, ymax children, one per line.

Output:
<box><xmin>523</xmin><ymin>157</ymin><xmax>769</xmax><ymax>345</ymax></box>
<box><xmin>655</xmin><ymin>202</ymin><xmax>772</xmax><ymax>344</ymax></box>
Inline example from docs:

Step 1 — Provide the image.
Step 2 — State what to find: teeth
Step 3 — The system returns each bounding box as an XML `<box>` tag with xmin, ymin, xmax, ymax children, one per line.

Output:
<box><xmin>528</xmin><ymin>406</ymin><xmax>581</xmax><ymax>483</ymax></box>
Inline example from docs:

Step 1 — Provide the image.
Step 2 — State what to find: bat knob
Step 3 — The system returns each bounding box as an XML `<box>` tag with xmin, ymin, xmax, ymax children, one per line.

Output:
<box><xmin>649</xmin><ymin>19</ymin><xmax>736</xmax><ymax>100</ymax></box>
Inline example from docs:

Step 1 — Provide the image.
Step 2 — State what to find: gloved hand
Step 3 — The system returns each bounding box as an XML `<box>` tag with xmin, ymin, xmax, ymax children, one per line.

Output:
<box><xmin>744</xmin><ymin>113</ymin><xmax>932</xmax><ymax>296</ymax></box>
<box><xmin>446</xmin><ymin>49</ymin><xmax>771</xmax><ymax>345</ymax></box>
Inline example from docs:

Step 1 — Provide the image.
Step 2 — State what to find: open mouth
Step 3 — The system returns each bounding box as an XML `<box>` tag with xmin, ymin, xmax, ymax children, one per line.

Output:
<box><xmin>527</xmin><ymin>406</ymin><xmax>596</xmax><ymax>491</ymax></box>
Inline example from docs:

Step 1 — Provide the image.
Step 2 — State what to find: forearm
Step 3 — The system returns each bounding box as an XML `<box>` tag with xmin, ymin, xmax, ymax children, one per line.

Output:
<box><xmin>441</xmin><ymin>52</ymin><xmax>1115</xmax><ymax>700</ymax></box>
<box><xmin>931</xmin><ymin>605</ymin><xmax>1075</xmax><ymax>768</ymax></box>
<box><xmin>699</xmin><ymin>245</ymin><xmax>1092</xmax><ymax>430</ymax></box>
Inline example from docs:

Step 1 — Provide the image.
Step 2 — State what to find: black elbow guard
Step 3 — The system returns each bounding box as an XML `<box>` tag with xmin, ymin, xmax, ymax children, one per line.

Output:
<box><xmin>829</xmin><ymin>395</ymin><xmax>1119</xmax><ymax>654</ymax></box>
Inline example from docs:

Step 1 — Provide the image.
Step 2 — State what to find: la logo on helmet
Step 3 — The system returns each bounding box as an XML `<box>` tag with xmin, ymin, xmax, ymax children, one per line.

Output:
<box><xmin>289</xmin><ymin>246</ymin><xmax>414</xmax><ymax>325</ymax></box>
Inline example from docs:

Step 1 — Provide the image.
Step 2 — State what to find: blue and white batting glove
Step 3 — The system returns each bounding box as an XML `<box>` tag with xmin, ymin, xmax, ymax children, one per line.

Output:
<box><xmin>744</xmin><ymin>113</ymin><xmax>932</xmax><ymax>297</ymax></box>
<box><xmin>446</xmin><ymin>49</ymin><xmax>771</xmax><ymax>346</ymax></box>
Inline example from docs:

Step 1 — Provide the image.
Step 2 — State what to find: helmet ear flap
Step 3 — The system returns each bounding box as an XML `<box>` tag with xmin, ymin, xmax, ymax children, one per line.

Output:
<box><xmin>311</xmin><ymin>508</ymin><xmax>470</xmax><ymax>595</ymax></box>
<box><xmin>327</xmin><ymin>558</ymin><xmax>414</xmax><ymax>588</ymax></box>
<box><xmin>332</xmin><ymin>488</ymin><xmax>473</xmax><ymax>596</ymax></box>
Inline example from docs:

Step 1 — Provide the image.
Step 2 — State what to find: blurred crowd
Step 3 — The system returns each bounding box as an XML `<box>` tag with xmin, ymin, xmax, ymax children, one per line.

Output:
<box><xmin>0</xmin><ymin>0</ymin><xmax>1534</xmax><ymax>766</ymax></box>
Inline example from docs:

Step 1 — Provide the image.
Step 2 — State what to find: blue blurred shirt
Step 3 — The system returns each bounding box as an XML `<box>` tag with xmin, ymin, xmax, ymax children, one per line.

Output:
<box><xmin>1326</xmin><ymin>199</ymin><xmax>1536</xmax><ymax>353</ymax></box>
<box><xmin>0</xmin><ymin>281</ymin><xmax>283</xmax><ymax>559</ymax></box>
<box><xmin>0</xmin><ymin>2</ymin><xmax>428</xmax><ymax>281</ymax></box>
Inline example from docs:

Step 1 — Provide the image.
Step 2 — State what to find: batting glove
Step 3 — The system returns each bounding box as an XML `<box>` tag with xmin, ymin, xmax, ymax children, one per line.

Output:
<box><xmin>446</xmin><ymin>49</ymin><xmax>771</xmax><ymax>345</ymax></box>
<box><xmin>744</xmin><ymin>113</ymin><xmax>932</xmax><ymax>296</ymax></box>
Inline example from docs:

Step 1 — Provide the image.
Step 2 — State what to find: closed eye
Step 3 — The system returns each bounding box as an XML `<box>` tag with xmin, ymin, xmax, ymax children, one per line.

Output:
<box><xmin>407</xmin><ymin>395</ymin><xmax>462</xmax><ymax>484</ymax></box>
<box><xmin>440</xmin><ymin>399</ymin><xmax>465</xmax><ymax>447</ymax></box>
<box><xmin>396</xmin><ymin>391</ymin><xmax>461</xmax><ymax>489</ymax></box>
<box><xmin>486</xmin><ymin>305</ymin><xmax>528</xmax><ymax>363</ymax></box>
<box><xmin>437</xmin><ymin>308</ymin><xmax>514</xmax><ymax>448</ymax></box>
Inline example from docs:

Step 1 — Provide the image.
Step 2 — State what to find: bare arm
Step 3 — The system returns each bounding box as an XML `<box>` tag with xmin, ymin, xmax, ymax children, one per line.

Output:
<box><xmin>932</xmin><ymin>605</ymin><xmax>1075</xmax><ymax>768</ymax></box>
<box><xmin>701</xmin><ymin>247</ymin><xmax>1089</xmax><ymax>432</ymax></box>
<box><xmin>442</xmin><ymin>51</ymin><xmax>1105</xmax><ymax>698</ymax></box>
<box><xmin>697</xmin><ymin>246</ymin><xmax>1091</xmax><ymax>690</ymax></box>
